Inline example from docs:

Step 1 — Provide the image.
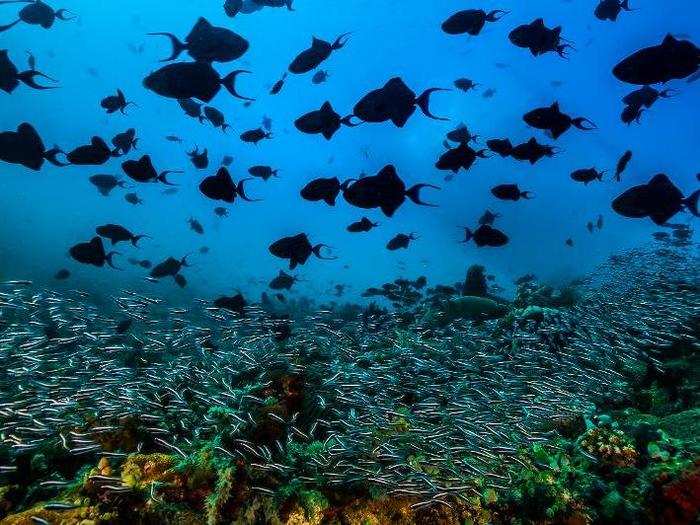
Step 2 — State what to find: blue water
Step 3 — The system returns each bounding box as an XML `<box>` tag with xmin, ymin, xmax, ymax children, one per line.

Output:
<box><xmin>1</xmin><ymin>0</ymin><xmax>698</xmax><ymax>303</ymax></box>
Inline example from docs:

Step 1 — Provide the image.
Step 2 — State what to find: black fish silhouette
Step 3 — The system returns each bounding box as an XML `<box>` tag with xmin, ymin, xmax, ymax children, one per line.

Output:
<box><xmin>144</xmin><ymin>62</ymin><xmax>253</xmax><ymax>102</ymax></box>
<box><xmin>441</xmin><ymin>9</ymin><xmax>507</xmax><ymax>36</ymax></box>
<box><xmin>269</xmin><ymin>233</ymin><xmax>335</xmax><ymax>269</ymax></box>
<box><xmin>69</xmin><ymin>237</ymin><xmax>119</xmax><ymax>268</ymax></box>
<box><xmin>0</xmin><ymin>0</ymin><xmax>74</xmax><ymax>33</ymax></box>
<box><xmin>613</xmin><ymin>34</ymin><xmax>700</xmax><ymax>85</ymax></box>
<box><xmin>199</xmin><ymin>167</ymin><xmax>257</xmax><ymax>203</ymax></box>
<box><xmin>0</xmin><ymin>49</ymin><xmax>54</xmax><ymax>92</ymax></box>
<box><xmin>0</xmin><ymin>122</ymin><xmax>63</xmax><ymax>170</ymax></box>
<box><xmin>288</xmin><ymin>33</ymin><xmax>350</xmax><ymax>74</ymax></box>
<box><xmin>509</xmin><ymin>18</ymin><xmax>571</xmax><ymax>57</ymax></box>
<box><xmin>294</xmin><ymin>101</ymin><xmax>357</xmax><ymax>140</ymax></box>
<box><xmin>122</xmin><ymin>155</ymin><xmax>181</xmax><ymax>184</ymax></box>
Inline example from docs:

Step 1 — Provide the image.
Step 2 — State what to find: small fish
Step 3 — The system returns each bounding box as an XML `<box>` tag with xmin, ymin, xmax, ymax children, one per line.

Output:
<box><xmin>124</xmin><ymin>192</ymin><xmax>143</xmax><ymax>205</ymax></box>
<box><xmin>615</xmin><ymin>150</ymin><xmax>632</xmax><ymax>181</ymax></box>
<box><xmin>386</xmin><ymin>233</ymin><xmax>417</xmax><ymax>251</ymax></box>
<box><xmin>54</xmin><ymin>268</ymin><xmax>70</xmax><ymax>280</ymax></box>
<box><xmin>188</xmin><ymin>217</ymin><xmax>204</xmax><ymax>234</ymax></box>
<box><xmin>240</xmin><ymin>128</ymin><xmax>272</xmax><ymax>144</ymax></box>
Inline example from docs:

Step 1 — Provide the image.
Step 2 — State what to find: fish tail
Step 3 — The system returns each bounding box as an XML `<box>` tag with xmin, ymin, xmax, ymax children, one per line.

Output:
<box><xmin>521</xmin><ymin>191</ymin><xmax>534</xmax><ymax>199</ymax></box>
<box><xmin>106</xmin><ymin>252</ymin><xmax>121</xmax><ymax>270</ymax></box>
<box><xmin>148</xmin><ymin>32</ymin><xmax>187</xmax><ymax>62</ymax></box>
<box><xmin>572</xmin><ymin>117</ymin><xmax>597</xmax><ymax>130</ymax></box>
<box><xmin>620</xmin><ymin>0</ymin><xmax>631</xmax><ymax>10</ymax></box>
<box><xmin>237</xmin><ymin>178</ymin><xmax>260</xmax><ymax>202</ymax></box>
<box><xmin>221</xmin><ymin>70</ymin><xmax>255</xmax><ymax>101</ymax></box>
<box><xmin>312</xmin><ymin>244</ymin><xmax>337</xmax><ymax>260</ymax></box>
<box><xmin>285</xmin><ymin>0</ymin><xmax>294</xmax><ymax>10</ymax></box>
<box><xmin>486</xmin><ymin>10</ymin><xmax>508</xmax><ymax>21</ymax></box>
<box><xmin>131</xmin><ymin>235</ymin><xmax>150</xmax><ymax>247</ymax></box>
<box><xmin>332</xmin><ymin>32</ymin><xmax>351</xmax><ymax>50</ymax></box>
<box><xmin>462</xmin><ymin>228</ymin><xmax>473</xmax><ymax>243</ymax></box>
<box><xmin>0</xmin><ymin>19</ymin><xmax>20</xmax><ymax>33</ymax></box>
<box><xmin>157</xmin><ymin>170</ymin><xmax>182</xmax><ymax>185</ymax></box>
<box><xmin>17</xmin><ymin>70</ymin><xmax>56</xmax><ymax>90</ymax></box>
<box><xmin>340</xmin><ymin>115</ymin><xmax>361</xmax><ymax>127</ymax></box>
<box><xmin>44</xmin><ymin>147</ymin><xmax>68</xmax><ymax>166</ymax></box>
<box><xmin>684</xmin><ymin>189</ymin><xmax>700</xmax><ymax>217</ymax></box>
<box><xmin>55</xmin><ymin>9</ymin><xmax>76</xmax><ymax>21</ymax></box>
<box><xmin>406</xmin><ymin>183</ymin><xmax>440</xmax><ymax>207</ymax></box>
<box><xmin>415</xmin><ymin>88</ymin><xmax>449</xmax><ymax>121</ymax></box>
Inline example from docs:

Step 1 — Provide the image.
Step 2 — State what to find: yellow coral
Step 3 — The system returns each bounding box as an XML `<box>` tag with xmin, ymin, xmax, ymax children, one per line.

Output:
<box><xmin>120</xmin><ymin>453</ymin><xmax>178</xmax><ymax>489</ymax></box>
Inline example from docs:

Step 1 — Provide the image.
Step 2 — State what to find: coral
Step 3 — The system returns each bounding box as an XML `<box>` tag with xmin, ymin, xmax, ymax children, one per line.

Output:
<box><xmin>659</xmin><ymin>409</ymin><xmax>700</xmax><ymax>450</ymax></box>
<box><xmin>580</xmin><ymin>427</ymin><xmax>638</xmax><ymax>469</ymax></box>
<box><xmin>652</xmin><ymin>460</ymin><xmax>700</xmax><ymax>525</ymax></box>
<box><xmin>121</xmin><ymin>453</ymin><xmax>179</xmax><ymax>490</ymax></box>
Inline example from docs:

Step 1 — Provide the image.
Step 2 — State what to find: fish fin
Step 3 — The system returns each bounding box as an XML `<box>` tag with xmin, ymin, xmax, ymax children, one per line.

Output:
<box><xmin>148</xmin><ymin>32</ymin><xmax>187</xmax><ymax>61</ymax></box>
<box><xmin>486</xmin><ymin>10</ymin><xmax>508</xmax><ymax>22</ymax></box>
<box><xmin>157</xmin><ymin>170</ymin><xmax>182</xmax><ymax>185</ymax></box>
<box><xmin>0</xmin><ymin>18</ymin><xmax>19</xmax><ymax>33</ymax></box>
<box><xmin>221</xmin><ymin>70</ymin><xmax>254</xmax><ymax>101</ymax></box>
<box><xmin>44</xmin><ymin>147</ymin><xmax>68</xmax><ymax>166</ymax></box>
<box><xmin>332</xmin><ymin>32</ymin><xmax>351</xmax><ymax>50</ymax></box>
<box><xmin>415</xmin><ymin>88</ymin><xmax>450</xmax><ymax>120</ymax></box>
<box><xmin>236</xmin><ymin>178</ymin><xmax>261</xmax><ymax>202</ymax></box>
<box><xmin>312</xmin><ymin>244</ymin><xmax>337</xmax><ymax>260</ymax></box>
<box><xmin>16</xmin><ymin>70</ymin><xmax>56</xmax><ymax>89</ymax></box>
<box><xmin>462</xmin><ymin>228</ymin><xmax>473</xmax><ymax>243</ymax></box>
<box><xmin>105</xmin><ymin>252</ymin><xmax>121</xmax><ymax>270</ymax></box>
<box><xmin>406</xmin><ymin>183</ymin><xmax>440</xmax><ymax>207</ymax></box>
<box><xmin>131</xmin><ymin>235</ymin><xmax>150</xmax><ymax>247</ymax></box>
<box><xmin>571</xmin><ymin>117</ymin><xmax>597</xmax><ymax>130</ymax></box>
<box><xmin>684</xmin><ymin>189</ymin><xmax>700</xmax><ymax>217</ymax></box>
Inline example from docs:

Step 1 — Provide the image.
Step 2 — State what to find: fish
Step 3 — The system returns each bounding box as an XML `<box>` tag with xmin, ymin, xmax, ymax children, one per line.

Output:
<box><xmin>509</xmin><ymin>18</ymin><xmax>572</xmax><ymax>57</ymax></box>
<box><xmin>188</xmin><ymin>146</ymin><xmax>209</xmax><ymax>169</ymax></box>
<box><xmin>300</xmin><ymin>177</ymin><xmax>348</xmax><ymax>206</ymax></box>
<box><xmin>353</xmin><ymin>77</ymin><xmax>448</xmax><ymax>127</ymax></box>
<box><xmin>69</xmin><ymin>237</ymin><xmax>119</xmax><ymax>268</ymax></box>
<box><xmin>595</xmin><ymin>0</ymin><xmax>632</xmax><ymax>22</ymax></box>
<box><xmin>269</xmin><ymin>233</ymin><xmax>336</xmax><ymax>269</ymax></box>
<box><xmin>613</xmin><ymin>34</ymin><xmax>700</xmax><ymax>85</ymax></box>
<box><xmin>165</xmin><ymin>135</ymin><xmax>183</xmax><ymax>143</ymax></box>
<box><xmin>288</xmin><ymin>34</ymin><xmax>350</xmax><ymax>74</ymax></box>
<box><xmin>570</xmin><ymin>168</ymin><xmax>605</xmax><ymax>184</ymax></box>
<box><xmin>144</xmin><ymin>63</ymin><xmax>253</xmax><ymax>103</ymax></box>
<box><xmin>214</xmin><ymin>207</ymin><xmax>229</xmax><ymax>217</ymax></box>
<box><xmin>269</xmin><ymin>270</ymin><xmax>297</xmax><ymax>290</ymax></box>
<box><xmin>203</xmin><ymin>106</ymin><xmax>231</xmax><ymax>132</ymax></box>
<box><xmin>213</xmin><ymin>293</ymin><xmax>246</xmax><ymax>315</ymax></box>
<box><xmin>96</xmin><ymin>224</ymin><xmax>148</xmax><ymax>246</ymax></box>
<box><xmin>523</xmin><ymin>102</ymin><xmax>596</xmax><ymax>139</ymax></box>
<box><xmin>295</xmin><ymin>101</ymin><xmax>357</xmax><ymax>140</ymax></box>
<box><xmin>435</xmin><ymin>143</ymin><xmax>489</xmax><ymax>173</ymax></box>
<box><xmin>122</xmin><ymin>155</ymin><xmax>181</xmax><ymax>184</ymax></box>
<box><xmin>611</xmin><ymin>173</ymin><xmax>699</xmax><ymax>225</ymax></box>
<box><xmin>269</xmin><ymin>72</ymin><xmax>287</xmax><ymax>95</ymax></box>
<box><xmin>615</xmin><ymin>150</ymin><xmax>632</xmax><ymax>182</ymax></box>
<box><xmin>311</xmin><ymin>70</ymin><xmax>329</xmax><ymax>84</ymax></box>
<box><xmin>509</xmin><ymin>138</ymin><xmax>557</xmax><ymax>164</ymax></box>
<box><xmin>0</xmin><ymin>49</ymin><xmax>54</xmax><ymax>92</ymax></box>
<box><xmin>177</xmin><ymin>98</ymin><xmax>204</xmax><ymax>121</ymax></box>
<box><xmin>462</xmin><ymin>225</ymin><xmax>509</xmax><ymax>247</ymax></box>
<box><xmin>124</xmin><ymin>192</ymin><xmax>143</xmax><ymax>205</ymax></box>
<box><xmin>64</xmin><ymin>136</ymin><xmax>112</xmax><ymax>165</ymax></box>
<box><xmin>441</xmin><ymin>9</ymin><xmax>507</xmax><ymax>36</ymax></box>
<box><xmin>342</xmin><ymin>165</ymin><xmax>439</xmax><ymax>217</ymax></box>
<box><xmin>148</xmin><ymin>17</ymin><xmax>249</xmax><ymax>63</ymax></box>
<box><xmin>111</xmin><ymin>128</ymin><xmax>138</xmax><ymax>156</ymax></box>
<box><xmin>347</xmin><ymin>217</ymin><xmax>378</xmax><ymax>233</ymax></box>
<box><xmin>386</xmin><ymin>233</ymin><xmax>417</xmax><ymax>251</ymax></box>
<box><xmin>248</xmin><ymin>165</ymin><xmax>278</xmax><ymax>181</ymax></box>
<box><xmin>188</xmin><ymin>217</ymin><xmax>204</xmax><ymax>234</ymax></box>
<box><xmin>491</xmin><ymin>184</ymin><xmax>533</xmax><ymax>201</ymax></box>
<box><xmin>53</xmin><ymin>268</ymin><xmax>70</xmax><ymax>280</ymax></box>
<box><xmin>239</xmin><ymin>128</ymin><xmax>271</xmax><ymax>144</ymax></box>
<box><xmin>478</xmin><ymin>210</ymin><xmax>500</xmax><ymax>226</ymax></box>
<box><xmin>0</xmin><ymin>0</ymin><xmax>73</xmax><ymax>33</ymax></box>
<box><xmin>486</xmin><ymin>138</ymin><xmax>513</xmax><ymax>157</ymax></box>
<box><xmin>88</xmin><ymin>174</ymin><xmax>126</xmax><ymax>196</ymax></box>
<box><xmin>128</xmin><ymin>258</ymin><xmax>152</xmax><ymax>269</ymax></box>
<box><xmin>100</xmin><ymin>89</ymin><xmax>134</xmax><ymax>114</ymax></box>
<box><xmin>199</xmin><ymin>167</ymin><xmax>257</xmax><ymax>203</ymax></box>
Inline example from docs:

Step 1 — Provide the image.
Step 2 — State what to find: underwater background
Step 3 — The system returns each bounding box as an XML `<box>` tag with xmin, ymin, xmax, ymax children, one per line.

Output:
<box><xmin>0</xmin><ymin>0</ymin><xmax>699</xmax><ymax>524</ymax></box>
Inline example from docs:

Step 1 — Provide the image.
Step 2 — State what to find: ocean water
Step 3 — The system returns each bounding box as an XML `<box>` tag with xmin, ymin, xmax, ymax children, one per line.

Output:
<box><xmin>0</xmin><ymin>1</ymin><xmax>698</xmax><ymax>524</ymax></box>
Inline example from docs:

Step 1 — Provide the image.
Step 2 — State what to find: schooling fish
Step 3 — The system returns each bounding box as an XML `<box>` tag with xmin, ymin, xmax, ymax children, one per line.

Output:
<box><xmin>188</xmin><ymin>146</ymin><xmax>209</xmax><ymax>169</ymax></box>
<box><xmin>342</xmin><ymin>165</ymin><xmax>439</xmax><ymax>217</ymax></box>
<box><xmin>611</xmin><ymin>173</ymin><xmax>699</xmax><ymax>225</ymax></box>
<box><xmin>288</xmin><ymin>33</ymin><xmax>350</xmax><ymax>74</ymax></box>
<box><xmin>177</xmin><ymin>98</ymin><xmax>205</xmax><ymax>121</ymax></box>
<box><xmin>353</xmin><ymin>77</ymin><xmax>448</xmax><ymax>127</ymax></box>
<box><xmin>613</xmin><ymin>34</ymin><xmax>700</xmax><ymax>85</ymax></box>
<box><xmin>96</xmin><ymin>224</ymin><xmax>148</xmax><ymax>246</ymax></box>
<box><xmin>149</xmin><ymin>17</ymin><xmax>249</xmax><ymax>63</ymax></box>
<box><xmin>0</xmin><ymin>0</ymin><xmax>74</xmax><ymax>33</ymax></box>
<box><xmin>0</xmin><ymin>122</ymin><xmax>63</xmax><ymax>170</ymax></box>
<box><xmin>269</xmin><ymin>72</ymin><xmax>287</xmax><ymax>94</ymax></box>
<box><xmin>386</xmin><ymin>233</ymin><xmax>417</xmax><ymax>251</ymax></box>
<box><xmin>311</xmin><ymin>70</ymin><xmax>329</xmax><ymax>84</ymax></box>
<box><xmin>69</xmin><ymin>237</ymin><xmax>119</xmax><ymax>268</ymax></box>
<box><xmin>188</xmin><ymin>217</ymin><xmax>204</xmax><ymax>234</ymax></box>
<box><xmin>523</xmin><ymin>102</ymin><xmax>596</xmax><ymax>139</ymax></box>
<box><xmin>300</xmin><ymin>176</ymin><xmax>348</xmax><ymax>206</ymax></box>
<box><xmin>509</xmin><ymin>18</ymin><xmax>572</xmax><ymax>57</ymax></box>
<box><xmin>446</xmin><ymin>123</ymin><xmax>478</xmax><ymax>144</ymax></box>
<box><xmin>0</xmin><ymin>49</ymin><xmax>54</xmax><ymax>92</ymax></box>
<box><xmin>615</xmin><ymin>150</ymin><xmax>632</xmax><ymax>182</ymax></box>
<box><xmin>294</xmin><ymin>101</ymin><xmax>357</xmax><ymax>140</ymax></box>
<box><xmin>122</xmin><ymin>155</ymin><xmax>181</xmax><ymax>184</ymax></box>
<box><xmin>269</xmin><ymin>233</ymin><xmax>336</xmax><ymax>269</ymax></box>
<box><xmin>622</xmin><ymin>85</ymin><xmax>674</xmax><ymax>110</ymax></box>
<box><xmin>491</xmin><ymin>184</ymin><xmax>532</xmax><ymax>201</ymax></box>
<box><xmin>478</xmin><ymin>209</ymin><xmax>500</xmax><ymax>226</ymax></box>
<box><xmin>441</xmin><ymin>9</ymin><xmax>507</xmax><ymax>36</ymax></box>
<box><xmin>269</xmin><ymin>270</ymin><xmax>297</xmax><ymax>290</ymax></box>
<box><xmin>509</xmin><ymin>138</ymin><xmax>557</xmax><ymax>164</ymax></box>
<box><xmin>462</xmin><ymin>224</ymin><xmax>509</xmax><ymax>247</ymax></box>
<box><xmin>347</xmin><ymin>217</ymin><xmax>378</xmax><ymax>233</ymax></box>
<box><xmin>111</xmin><ymin>128</ymin><xmax>138</xmax><ymax>156</ymax></box>
<box><xmin>100</xmin><ymin>89</ymin><xmax>134</xmax><ymax>114</ymax></box>
<box><xmin>199</xmin><ymin>167</ymin><xmax>257</xmax><ymax>203</ymax></box>
<box><xmin>486</xmin><ymin>138</ymin><xmax>513</xmax><ymax>157</ymax></box>
<box><xmin>124</xmin><ymin>192</ymin><xmax>143</xmax><ymax>205</ymax></box>
<box><xmin>144</xmin><ymin>63</ymin><xmax>253</xmax><ymax>103</ymax></box>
